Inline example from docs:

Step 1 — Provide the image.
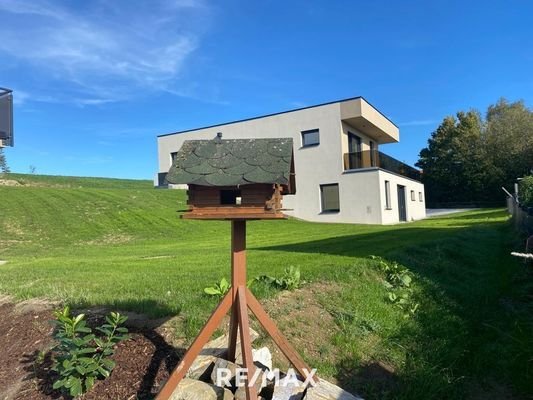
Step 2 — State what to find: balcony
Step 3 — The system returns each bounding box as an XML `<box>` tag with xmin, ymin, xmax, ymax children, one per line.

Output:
<box><xmin>343</xmin><ymin>150</ymin><xmax>422</xmax><ymax>181</ymax></box>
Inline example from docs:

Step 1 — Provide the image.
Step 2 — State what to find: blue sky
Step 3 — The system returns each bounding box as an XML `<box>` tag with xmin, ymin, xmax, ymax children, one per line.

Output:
<box><xmin>1</xmin><ymin>0</ymin><xmax>532</xmax><ymax>179</ymax></box>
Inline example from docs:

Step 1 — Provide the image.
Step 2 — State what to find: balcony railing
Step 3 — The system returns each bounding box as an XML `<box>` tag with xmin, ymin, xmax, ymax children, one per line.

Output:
<box><xmin>343</xmin><ymin>150</ymin><xmax>422</xmax><ymax>181</ymax></box>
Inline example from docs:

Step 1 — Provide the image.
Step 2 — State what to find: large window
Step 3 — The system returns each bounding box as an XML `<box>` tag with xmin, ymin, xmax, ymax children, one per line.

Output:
<box><xmin>385</xmin><ymin>180</ymin><xmax>392</xmax><ymax>209</ymax></box>
<box><xmin>347</xmin><ymin>132</ymin><xmax>363</xmax><ymax>169</ymax></box>
<box><xmin>411</xmin><ymin>190</ymin><xmax>416</xmax><ymax>201</ymax></box>
<box><xmin>419</xmin><ymin>192</ymin><xmax>423</xmax><ymax>202</ymax></box>
<box><xmin>320</xmin><ymin>183</ymin><xmax>340</xmax><ymax>212</ymax></box>
<box><xmin>301</xmin><ymin>129</ymin><xmax>320</xmax><ymax>147</ymax></box>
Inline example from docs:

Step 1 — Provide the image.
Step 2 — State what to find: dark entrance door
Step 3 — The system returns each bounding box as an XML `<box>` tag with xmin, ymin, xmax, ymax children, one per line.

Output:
<box><xmin>397</xmin><ymin>185</ymin><xmax>407</xmax><ymax>222</ymax></box>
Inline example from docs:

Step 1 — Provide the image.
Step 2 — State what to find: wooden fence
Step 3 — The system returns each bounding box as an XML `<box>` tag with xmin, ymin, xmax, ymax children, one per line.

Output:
<box><xmin>509</xmin><ymin>197</ymin><xmax>533</xmax><ymax>235</ymax></box>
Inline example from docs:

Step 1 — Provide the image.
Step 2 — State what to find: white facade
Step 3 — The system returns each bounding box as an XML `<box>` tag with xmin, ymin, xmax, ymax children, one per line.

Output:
<box><xmin>157</xmin><ymin>97</ymin><xmax>426</xmax><ymax>225</ymax></box>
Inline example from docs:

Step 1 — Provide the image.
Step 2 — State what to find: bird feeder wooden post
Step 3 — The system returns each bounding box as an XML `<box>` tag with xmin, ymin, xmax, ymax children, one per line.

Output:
<box><xmin>155</xmin><ymin>137</ymin><xmax>316</xmax><ymax>400</ymax></box>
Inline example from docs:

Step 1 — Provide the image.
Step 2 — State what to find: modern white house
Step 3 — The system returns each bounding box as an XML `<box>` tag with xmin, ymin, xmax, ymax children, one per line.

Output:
<box><xmin>157</xmin><ymin>97</ymin><xmax>426</xmax><ymax>224</ymax></box>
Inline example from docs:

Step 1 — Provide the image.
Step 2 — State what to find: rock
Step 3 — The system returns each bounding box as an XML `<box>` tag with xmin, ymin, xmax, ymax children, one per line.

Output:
<box><xmin>187</xmin><ymin>327</ymin><xmax>259</xmax><ymax>379</ymax></box>
<box><xmin>201</xmin><ymin>327</ymin><xmax>259</xmax><ymax>359</ymax></box>
<box><xmin>187</xmin><ymin>355</ymin><xmax>218</xmax><ymax>380</ymax></box>
<box><xmin>253</xmin><ymin>347</ymin><xmax>273</xmax><ymax>371</ymax></box>
<box><xmin>304</xmin><ymin>379</ymin><xmax>364</xmax><ymax>400</ymax></box>
<box><xmin>233</xmin><ymin>368</ymin><xmax>269</xmax><ymax>400</ymax></box>
<box><xmin>234</xmin><ymin>391</ymin><xmax>266</xmax><ymax>400</ymax></box>
<box><xmin>170</xmin><ymin>378</ymin><xmax>233</xmax><ymax>400</ymax></box>
<box><xmin>272</xmin><ymin>375</ymin><xmax>306</xmax><ymax>400</ymax></box>
<box><xmin>210</xmin><ymin>358</ymin><xmax>240</xmax><ymax>387</ymax></box>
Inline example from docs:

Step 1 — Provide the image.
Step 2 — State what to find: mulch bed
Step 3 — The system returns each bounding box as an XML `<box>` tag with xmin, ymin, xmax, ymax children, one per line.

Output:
<box><xmin>0</xmin><ymin>299</ymin><xmax>182</xmax><ymax>400</ymax></box>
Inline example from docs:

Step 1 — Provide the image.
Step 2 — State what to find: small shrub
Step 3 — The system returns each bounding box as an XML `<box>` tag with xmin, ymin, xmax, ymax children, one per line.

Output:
<box><xmin>255</xmin><ymin>266</ymin><xmax>302</xmax><ymax>291</ymax></box>
<box><xmin>371</xmin><ymin>256</ymin><xmax>419</xmax><ymax>318</ymax></box>
<box><xmin>51</xmin><ymin>307</ymin><xmax>129</xmax><ymax>397</ymax></box>
<box><xmin>204</xmin><ymin>277</ymin><xmax>230</xmax><ymax>299</ymax></box>
<box><xmin>205</xmin><ymin>267</ymin><xmax>303</xmax><ymax>299</ymax></box>
<box><xmin>203</xmin><ymin>277</ymin><xmax>259</xmax><ymax>299</ymax></box>
<box><xmin>519</xmin><ymin>175</ymin><xmax>533</xmax><ymax>207</ymax></box>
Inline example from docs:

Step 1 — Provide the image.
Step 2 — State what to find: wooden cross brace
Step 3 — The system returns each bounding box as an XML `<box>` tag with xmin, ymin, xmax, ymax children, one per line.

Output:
<box><xmin>156</xmin><ymin>220</ymin><xmax>317</xmax><ymax>400</ymax></box>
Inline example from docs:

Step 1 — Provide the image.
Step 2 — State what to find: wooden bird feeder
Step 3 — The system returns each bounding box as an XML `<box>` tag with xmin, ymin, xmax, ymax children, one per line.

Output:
<box><xmin>156</xmin><ymin>136</ymin><xmax>316</xmax><ymax>400</ymax></box>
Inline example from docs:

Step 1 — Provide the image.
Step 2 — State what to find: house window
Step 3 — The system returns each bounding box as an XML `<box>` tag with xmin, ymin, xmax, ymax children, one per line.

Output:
<box><xmin>221</xmin><ymin>190</ymin><xmax>241</xmax><ymax>205</ymax></box>
<box><xmin>301</xmin><ymin>129</ymin><xmax>320</xmax><ymax>147</ymax></box>
<box><xmin>347</xmin><ymin>132</ymin><xmax>363</xmax><ymax>169</ymax></box>
<box><xmin>320</xmin><ymin>184</ymin><xmax>340</xmax><ymax>212</ymax></box>
<box><xmin>419</xmin><ymin>192</ymin><xmax>423</xmax><ymax>202</ymax></box>
<box><xmin>411</xmin><ymin>190</ymin><xmax>416</xmax><ymax>201</ymax></box>
<box><xmin>170</xmin><ymin>152</ymin><xmax>178</xmax><ymax>164</ymax></box>
<box><xmin>385</xmin><ymin>180</ymin><xmax>392</xmax><ymax>209</ymax></box>
<box><xmin>348</xmin><ymin>132</ymin><xmax>362</xmax><ymax>153</ymax></box>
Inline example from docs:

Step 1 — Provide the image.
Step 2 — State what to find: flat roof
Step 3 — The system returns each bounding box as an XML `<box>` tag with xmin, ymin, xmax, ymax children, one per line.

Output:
<box><xmin>158</xmin><ymin>96</ymin><xmax>398</xmax><ymax>138</ymax></box>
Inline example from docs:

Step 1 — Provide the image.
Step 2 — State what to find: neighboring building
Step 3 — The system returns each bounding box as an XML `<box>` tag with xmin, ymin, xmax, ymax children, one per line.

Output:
<box><xmin>157</xmin><ymin>97</ymin><xmax>426</xmax><ymax>224</ymax></box>
<box><xmin>0</xmin><ymin>88</ymin><xmax>14</xmax><ymax>148</ymax></box>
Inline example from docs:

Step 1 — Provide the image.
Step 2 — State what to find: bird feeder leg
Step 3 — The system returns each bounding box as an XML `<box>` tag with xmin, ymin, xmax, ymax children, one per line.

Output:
<box><xmin>228</xmin><ymin>220</ymin><xmax>246</xmax><ymax>362</ymax></box>
<box><xmin>155</xmin><ymin>290</ymin><xmax>233</xmax><ymax>400</ymax></box>
<box><xmin>237</xmin><ymin>285</ymin><xmax>258</xmax><ymax>399</ymax></box>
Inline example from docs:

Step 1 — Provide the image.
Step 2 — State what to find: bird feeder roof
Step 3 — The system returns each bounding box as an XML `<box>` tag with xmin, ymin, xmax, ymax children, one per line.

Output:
<box><xmin>166</xmin><ymin>137</ymin><xmax>294</xmax><ymax>187</ymax></box>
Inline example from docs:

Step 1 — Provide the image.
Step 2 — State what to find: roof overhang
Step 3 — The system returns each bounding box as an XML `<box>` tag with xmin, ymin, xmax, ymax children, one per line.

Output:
<box><xmin>340</xmin><ymin>98</ymin><xmax>399</xmax><ymax>143</ymax></box>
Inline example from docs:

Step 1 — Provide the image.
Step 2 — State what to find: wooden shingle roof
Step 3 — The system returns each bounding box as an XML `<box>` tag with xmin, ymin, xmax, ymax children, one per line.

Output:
<box><xmin>166</xmin><ymin>137</ymin><xmax>294</xmax><ymax>187</ymax></box>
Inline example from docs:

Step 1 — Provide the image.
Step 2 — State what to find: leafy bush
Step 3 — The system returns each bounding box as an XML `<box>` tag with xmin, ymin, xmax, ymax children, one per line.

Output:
<box><xmin>204</xmin><ymin>267</ymin><xmax>302</xmax><ymax>299</ymax></box>
<box><xmin>371</xmin><ymin>256</ymin><xmax>419</xmax><ymax>317</ymax></box>
<box><xmin>204</xmin><ymin>277</ymin><xmax>230</xmax><ymax>299</ymax></box>
<box><xmin>255</xmin><ymin>266</ymin><xmax>302</xmax><ymax>291</ymax></box>
<box><xmin>51</xmin><ymin>307</ymin><xmax>129</xmax><ymax>397</ymax></box>
<box><xmin>519</xmin><ymin>175</ymin><xmax>533</xmax><ymax>207</ymax></box>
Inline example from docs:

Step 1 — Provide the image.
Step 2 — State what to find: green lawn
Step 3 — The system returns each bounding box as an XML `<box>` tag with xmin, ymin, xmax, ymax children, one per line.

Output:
<box><xmin>0</xmin><ymin>173</ymin><xmax>531</xmax><ymax>399</ymax></box>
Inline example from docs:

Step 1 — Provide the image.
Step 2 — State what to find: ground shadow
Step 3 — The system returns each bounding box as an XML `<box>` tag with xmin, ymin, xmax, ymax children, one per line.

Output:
<box><xmin>253</xmin><ymin>226</ymin><xmax>468</xmax><ymax>259</ymax></box>
<box><xmin>336</xmin><ymin>359</ymin><xmax>397</xmax><ymax>399</ymax></box>
<box><xmin>253</xmin><ymin>215</ymin><xmax>530</xmax><ymax>399</ymax></box>
<box><xmin>19</xmin><ymin>351</ymin><xmax>66</xmax><ymax>399</ymax></box>
<box><xmin>253</xmin><ymin>213</ymin><xmax>504</xmax><ymax>260</ymax></box>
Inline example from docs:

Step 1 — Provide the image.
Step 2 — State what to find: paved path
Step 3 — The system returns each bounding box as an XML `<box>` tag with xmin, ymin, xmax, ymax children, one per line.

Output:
<box><xmin>426</xmin><ymin>208</ymin><xmax>475</xmax><ymax>217</ymax></box>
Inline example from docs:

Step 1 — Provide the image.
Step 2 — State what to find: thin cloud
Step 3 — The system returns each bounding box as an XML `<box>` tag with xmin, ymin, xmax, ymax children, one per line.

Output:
<box><xmin>0</xmin><ymin>0</ymin><xmax>210</xmax><ymax>104</ymax></box>
<box><xmin>11</xmin><ymin>89</ymin><xmax>59</xmax><ymax>105</ymax></box>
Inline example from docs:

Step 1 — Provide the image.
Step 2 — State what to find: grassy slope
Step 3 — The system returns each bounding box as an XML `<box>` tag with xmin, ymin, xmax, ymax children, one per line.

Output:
<box><xmin>5</xmin><ymin>173</ymin><xmax>153</xmax><ymax>189</ymax></box>
<box><xmin>0</xmin><ymin>173</ymin><xmax>531</xmax><ymax>399</ymax></box>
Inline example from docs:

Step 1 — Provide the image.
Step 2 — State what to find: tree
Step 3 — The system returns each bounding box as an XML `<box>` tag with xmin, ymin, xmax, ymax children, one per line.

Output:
<box><xmin>484</xmin><ymin>99</ymin><xmax>533</xmax><ymax>194</ymax></box>
<box><xmin>0</xmin><ymin>148</ymin><xmax>9</xmax><ymax>175</ymax></box>
<box><xmin>518</xmin><ymin>175</ymin><xmax>533</xmax><ymax>207</ymax></box>
<box><xmin>416</xmin><ymin>111</ymin><xmax>487</xmax><ymax>204</ymax></box>
<box><xmin>417</xmin><ymin>98</ymin><xmax>533</xmax><ymax>205</ymax></box>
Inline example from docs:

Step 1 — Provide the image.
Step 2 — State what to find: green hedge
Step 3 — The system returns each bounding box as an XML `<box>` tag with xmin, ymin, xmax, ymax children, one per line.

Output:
<box><xmin>519</xmin><ymin>175</ymin><xmax>533</xmax><ymax>207</ymax></box>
